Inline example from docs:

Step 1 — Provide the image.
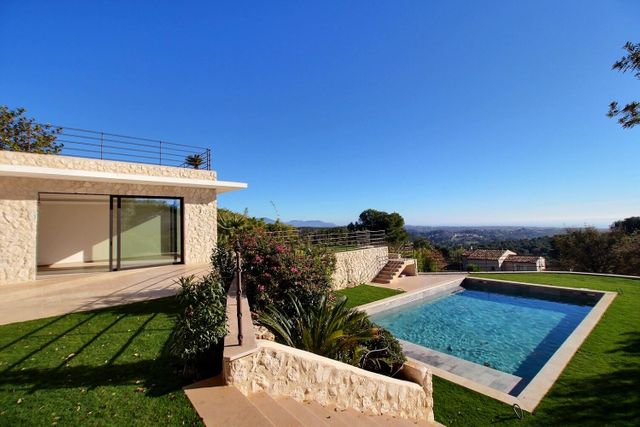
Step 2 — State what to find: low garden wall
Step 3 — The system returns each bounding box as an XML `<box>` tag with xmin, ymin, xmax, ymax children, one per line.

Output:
<box><xmin>225</xmin><ymin>340</ymin><xmax>434</xmax><ymax>422</ymax></box>
<box><xmin>331</xmin><ymin>246</ymin><xmax>388</xmax><ymax>290</ymax></box>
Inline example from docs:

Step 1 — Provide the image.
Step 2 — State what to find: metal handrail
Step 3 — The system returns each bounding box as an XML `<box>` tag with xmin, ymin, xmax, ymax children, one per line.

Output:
<box><xmin>30</xmin><ymin>124</ymin><xmax>213</xmax><ymax>170</ymax></box>
<box><xmin>235</xmin><ymin>243</ymin><xmax>243</xmax><ymax>346</ymax></box>
<box><xmin>265</xmin><ymin>229</ymin><xmax>387</xmax><ymax>251</ymax></box>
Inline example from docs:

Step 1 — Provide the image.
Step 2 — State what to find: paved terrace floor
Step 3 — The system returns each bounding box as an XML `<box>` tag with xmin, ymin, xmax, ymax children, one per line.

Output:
<box><xmin>372</xmin><ymin>273</ymin><xmax>468</xmax><ymax>293</ymax></box>
<box><xmin>0</xmin><ymin>264</ymin><xmax>210</xmax><ymax>325</ymax></box>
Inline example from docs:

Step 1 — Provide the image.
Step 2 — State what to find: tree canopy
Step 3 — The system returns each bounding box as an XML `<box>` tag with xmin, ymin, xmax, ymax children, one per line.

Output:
<box><xmin>0</xmin><ymin>106</ymin><xmax>62</xmax><ymax>153</ymax></box>
<box><xmin>348</xmin><ymin>209</ymin><xmax>408</xmax><ymax>245</ymax></box>
<box><xmin>611</xmin><ymin>216</ymin><xmax>640</xmax><ymax>235</ymax></box>
<box><xmin>608</xmin><ymin>42</ymin><xmax>640</xmax><ymax>129</ymax></box>
<box><xmin>553</xmin><ymin>216</ymin><xmax>640</xmax><ymax>275</ymax></box>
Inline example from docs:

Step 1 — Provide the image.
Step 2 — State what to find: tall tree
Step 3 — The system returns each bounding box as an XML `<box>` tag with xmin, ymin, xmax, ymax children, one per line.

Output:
<box><xmin>611</xmin><ymin>216</ymin><xmax>640</xmax><ymax>235</ymax></box>
<box><xmin>0</xmin><ymin>106</ymin><xmax>62</xmax><ymax>153</ymax></box>
<box><xmin>613</xmin><ymin>232</ymin><xmax>640</xmax><ymax>276</ymax></box>
<box><xmin>554</xmin><ymin>227</ymin><xmax>618</xmax><ymax>273</ymax></box>
<box><xmin>349</xmin><ymin>209</ymin><xmax>409</xmax><ymax>245</ymax></box>
<box><xmin>607</xmin><ymin>42</ymin><xmax>640</xmax><ymax>129</ymax></box>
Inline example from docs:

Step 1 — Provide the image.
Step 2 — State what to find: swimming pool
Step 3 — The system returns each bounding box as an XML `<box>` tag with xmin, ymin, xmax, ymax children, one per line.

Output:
<box><xmin>369</xmin><ymin>278</ymin><xmax>602</xmax><ymax>394</ymax></box>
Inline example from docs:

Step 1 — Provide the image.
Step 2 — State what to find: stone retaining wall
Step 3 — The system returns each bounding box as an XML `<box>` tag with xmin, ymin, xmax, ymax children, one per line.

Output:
<box><xmin>332</xmin><ymin>246</ymin><xmax>388</xmax><ymax>290</ymax></box>
<box><xmin>225</xmin><ymin>340</ymin><xmax>434</xmax><ymax>422</ymax></box>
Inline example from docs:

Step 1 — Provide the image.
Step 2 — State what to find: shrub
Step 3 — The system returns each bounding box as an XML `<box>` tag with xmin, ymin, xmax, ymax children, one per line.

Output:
<box><xmin>258</xmin><ymin>294</ymin><xmax>405</xmax><ymax>377</ymax></box>
<box><xmin>170</xmin><ymin>274</ymin><xmax>227</xmax><ymax>379</ymax></box>
<box><xmin>466</xmin><ymin>263</ymin><xmax>481</xmax><ymax>272</ymax></box>
<box><xmin>235</xmin><ymin>230</ymin><xmax>336</xmax><ymax>316</ymax></box>
<box><xmin>259</xmin><ymin>294</ymin><xmax>374</xmax><ymax>364</ymax></box>
<box><xmin>211</xmin><ymin>244</ymin><xmax>236</xmax><ymax>291</ymax></box>
<box><xmin>357</xmin><ymin>318</ymin><xmax>406</xmax><ymax>377</ymax></box>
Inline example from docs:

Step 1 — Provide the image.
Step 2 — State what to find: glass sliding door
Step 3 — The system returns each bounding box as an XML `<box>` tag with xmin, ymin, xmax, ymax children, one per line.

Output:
<box><xmin>110</xmin><ymin>196</ymin><xmax>183</xmax><ymax>270</ymax></box>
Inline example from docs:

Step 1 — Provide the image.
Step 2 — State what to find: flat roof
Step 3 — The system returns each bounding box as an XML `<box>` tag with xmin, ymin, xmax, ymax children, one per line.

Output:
<box><xmin>0</xmin><ymin>164</ymin><xmax>247</xmax><ymax>193</ymax></box>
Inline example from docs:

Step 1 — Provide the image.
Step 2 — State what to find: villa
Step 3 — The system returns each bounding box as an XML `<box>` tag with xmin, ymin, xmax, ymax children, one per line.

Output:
<box><xmin>0</xmin><ymin>127</ymin><xmax>623</xmax><ymax>426</ymax></box>
<box><xmin>462</xmin><ymin>249</ymin><xmax>546</xmax><ymax>272</ymax></box>
<box><xmin>0</xmin><ymin>128</ymin><xmax>246</xmax><ymax>285</ymax></box>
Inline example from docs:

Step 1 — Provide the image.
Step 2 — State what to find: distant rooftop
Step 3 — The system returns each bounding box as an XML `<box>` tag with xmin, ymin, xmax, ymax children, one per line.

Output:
<box><xmin>462</xmin><ymin>249</ymin><xmax>513</xmax><ymax>260</ymax></box>
<box><xmin>504</xmin><ymin>255</ymin><xmax>542</xmax><ymax>263</ymax></box>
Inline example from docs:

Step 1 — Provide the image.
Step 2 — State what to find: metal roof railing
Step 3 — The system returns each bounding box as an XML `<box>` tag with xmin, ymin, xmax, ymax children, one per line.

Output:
<box><xmin>48</xmin><ymin>126</ymin><xmax>212</xmax><ymax>170</ymax></box>
<box><xmin>266</xmin><ymin>229</ymin><xmax>387</xmax><ymax>252</ymax></box>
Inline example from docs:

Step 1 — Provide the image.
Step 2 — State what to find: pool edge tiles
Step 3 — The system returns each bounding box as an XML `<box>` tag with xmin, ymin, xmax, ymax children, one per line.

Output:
<box><xmin>361</xmin><ymin>277</ymin><xmax>617</xmax><ymax>412</ymax></box>
<box><xmin>400</xmin><ymin>339</ymin><xmax>523</xmax><ymax>393</ymax></box>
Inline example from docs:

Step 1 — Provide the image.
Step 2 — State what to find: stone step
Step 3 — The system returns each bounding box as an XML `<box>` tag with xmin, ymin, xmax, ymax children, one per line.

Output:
<box><xmin>249</xmin><ymin>392</ymin><xmax>300</xmax><ymax>426</ymax></box>
<box><xmin>275</xmin><ymin>396</ymin><xmax>332</xmax><ymax>425</ymax></box>
<box><xmin>301</xmin><ymin>400</ymin><xmax>351</xmax><ymax>426</ymax></box>
<box><xmin>377</xmin><ymin>272</ymin><xmax>396</xmax><ymax>278</ymax></box>
<box><xmin>305</xmin><ymin>401</ymin><xmax>383</xmax><ymax>426</ymax></box>
<box><xmin>305</xmin><ymin>401</ymin><xmax>437</xmax><ymax>426</ymax></box>
<box><xmin>183</xmin><ymin>377</ymin><xmax>274</xmax><ymax>427</ymax></box>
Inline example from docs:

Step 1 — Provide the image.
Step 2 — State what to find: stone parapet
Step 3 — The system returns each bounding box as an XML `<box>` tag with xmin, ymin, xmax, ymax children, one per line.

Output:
<box><xmin>0</xmin><ymin>151</ymin><xmax>216</xmax><ymax>179</ymax></box>
<box><xmin>225</xmin><ymin>340</ymin><xmax>434</xmax><ymax>422</ymax></box>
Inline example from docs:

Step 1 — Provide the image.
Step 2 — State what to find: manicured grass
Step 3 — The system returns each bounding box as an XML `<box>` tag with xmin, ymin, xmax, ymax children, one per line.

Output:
<box><xmin>430</xmin><ymin>273</ymin><xmax>640</xmax><ymax>426</ymax></box>
<box><xmin>336</xmin><ymin>284</ymin><xmax>404</xmax><ymax>309</ymax></box>
<box><xmin>0</xmin><ymin>298</ymin><xmax>201</xmax><ymax>426</ymax></box>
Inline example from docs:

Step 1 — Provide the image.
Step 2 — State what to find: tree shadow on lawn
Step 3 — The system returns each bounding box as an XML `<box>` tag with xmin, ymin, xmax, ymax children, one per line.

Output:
<box><xmin>0</xmin><ymin>358</ymin><xmax>184</xmax><ymax>398</ymax></box>
<box><xmin>537</xmin><ymin>331</ymin><xmax>640</xmax><ymax>426</ymax></box>
<box><xmin>0</xmin><ymin>298</ymin><xmax>191</xmax><ymax>399</ymax></box>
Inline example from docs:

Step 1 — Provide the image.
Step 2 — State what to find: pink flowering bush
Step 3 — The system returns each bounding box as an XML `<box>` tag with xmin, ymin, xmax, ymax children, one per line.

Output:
<box><xmin>229</xmin><ymin>229</ymin><xmax>336</xmax><ymax>316</ymax></box>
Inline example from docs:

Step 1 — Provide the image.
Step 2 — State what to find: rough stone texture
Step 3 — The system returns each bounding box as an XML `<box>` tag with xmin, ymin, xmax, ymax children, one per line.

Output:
<box><xmin>0</xmin><ymin>151</ymin><xmax>216</xmax><ymax>180</ymax></box>
<box><xmin>332</xmin><ymin>246</ymin><xmax>389</xmax><ymax>290</ymax></box>
<box><xmin>0</xmin><ymin>152</ymin><xmax>217</xmax><ymax>285</ymax></box>
<box><xmin>225</xmin><ymin>340</ymin><xmax>434</xmax><ymax>422</ymax></box>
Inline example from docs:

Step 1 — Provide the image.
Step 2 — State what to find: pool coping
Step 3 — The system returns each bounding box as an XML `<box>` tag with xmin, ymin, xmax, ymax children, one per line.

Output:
<box><xmin>360</xmin><ymin>277</ymin><xmax>617</xmax><ymax>413</ymax></box>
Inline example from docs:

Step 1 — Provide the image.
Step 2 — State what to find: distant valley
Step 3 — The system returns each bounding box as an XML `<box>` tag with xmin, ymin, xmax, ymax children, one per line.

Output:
<box><xmin>405</xmin><ymin>225</ymin><xmax>566</xmax><ymax>247</ymax></box>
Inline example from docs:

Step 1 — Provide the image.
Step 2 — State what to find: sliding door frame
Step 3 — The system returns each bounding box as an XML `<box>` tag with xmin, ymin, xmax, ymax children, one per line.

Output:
<box><xmin>109</xmin><ymin>195</ymin><xmax>185</xmax><ymax>271</ymax></box>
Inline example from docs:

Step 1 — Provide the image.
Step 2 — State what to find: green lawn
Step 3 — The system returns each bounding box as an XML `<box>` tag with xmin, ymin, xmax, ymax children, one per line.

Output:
<box><xmin>340</xmin><ymin>274</ymin><xmax>639</xmax><ymax>426</ymax></box>
<box><xmin>336</xmin><ymin>284</ymin><xmax>404</xmax><ymax>309</ymax></box>
<box><xmin>0</xmin><ymin>297</ymin><xmax>201</xmax><ymax>426</ymax></box>
<box><xmin>2</xmin><ymin>274</ymin><xmax>637</xmax><ymax>426</ymax></box>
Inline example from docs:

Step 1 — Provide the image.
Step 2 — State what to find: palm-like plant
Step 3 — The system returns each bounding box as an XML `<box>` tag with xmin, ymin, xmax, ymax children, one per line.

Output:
<box><xmin>258</xmin><ymin>294</ymin><xmax>375</xmax><ymax>364</ymax></box>
<box><xmin>185</xmin><ymin>153</ymin><xmax>204</xmax><ymax>169</ymax></box>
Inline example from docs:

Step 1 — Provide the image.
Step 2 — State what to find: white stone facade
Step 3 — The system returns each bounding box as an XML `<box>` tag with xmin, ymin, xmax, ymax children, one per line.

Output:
<box><xmin>332</xmin><ymin>246</ymin><xmax>389</xmax><ymax>290</ymax></box>
<box><xmin>225</xmin><ymin>340</ymin><xmax>435</xmax><ymax>422</ymax></box>
<box><xmin>0</xmin><ymin>151</ymin><xmax>222</xmax><ymax>285</ymax></box>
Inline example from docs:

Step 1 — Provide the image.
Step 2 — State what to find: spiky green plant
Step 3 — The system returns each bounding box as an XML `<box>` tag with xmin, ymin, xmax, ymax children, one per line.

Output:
<box><xmin>185</xmin><ymin>153</ymin><xmax>204</xmax><ymax>169</ymax></box>
<box><xmin>258</xmin><ymin>294</ymin><xmax>375</xmax><ymax>364</ymax></box>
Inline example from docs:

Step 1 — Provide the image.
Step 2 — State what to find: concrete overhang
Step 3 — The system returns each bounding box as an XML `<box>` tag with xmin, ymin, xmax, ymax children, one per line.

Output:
<box><xmin>0</xmin><ymin>164</ymin><xmax>248</xmax><ymax>194</ymax></box>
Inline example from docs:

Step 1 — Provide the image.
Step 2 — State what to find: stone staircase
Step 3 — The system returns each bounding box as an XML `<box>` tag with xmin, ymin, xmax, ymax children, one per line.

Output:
<box><xmin>372</xmin><ymin>259</ymin><xmax>408</xmax><ymax>284</ymax></box>
<box><xmin>184</xmin><ymin>376</ymin><xmax>437</xmax><ymax>427</ymax></box>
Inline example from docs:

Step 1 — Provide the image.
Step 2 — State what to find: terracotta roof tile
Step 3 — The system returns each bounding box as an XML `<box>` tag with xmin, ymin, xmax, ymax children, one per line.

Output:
<box><xmin>463</xmin><ymin>249</ymin><xmax>511</xmax><ymax>260</ymax></box>
<box><xmin>504</xmin><ymin>255</ymin><xmax>542</xmax><ymax>263</ymax></box>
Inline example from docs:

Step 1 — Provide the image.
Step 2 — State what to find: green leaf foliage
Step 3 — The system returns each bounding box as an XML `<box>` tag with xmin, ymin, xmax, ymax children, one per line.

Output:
<box><xmin>0</xmin><ymin>105</ymin><xmax>63</xmax><ymax>154</ymax></box>
<box><xmin>259</xmin><ymin>294</ymin><xmax>405</xmax><ymax>376</ymax></box>
<box><xmin>233</xmin><ymin>229</ymin><xmax>336</xmax><ymax>316</ymax></box>
<box><xmin>170</xmin><ymin>274</ymin><xmax>227</xmax><ymax>378</ymax></box>
<box><xmin>184</xmin><ymin>154</ymin><xmax>204</xmax><ymax>169</ymax></box>
<box><xmin>348</xmin><ymin>208</ymin><xmax>409</xmax><ymax>245</ymax></box>
<box><xmin>608</xmin><ymin>42</ymin><xmax>640</xmax><ymax>129</ymax></box>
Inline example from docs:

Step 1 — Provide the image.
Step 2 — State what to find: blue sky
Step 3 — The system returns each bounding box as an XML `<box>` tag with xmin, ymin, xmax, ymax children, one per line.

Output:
<box><xmin>1</xmin><ymin>1</ymin><xmax>638</xmax><ymax>227</ymax></box>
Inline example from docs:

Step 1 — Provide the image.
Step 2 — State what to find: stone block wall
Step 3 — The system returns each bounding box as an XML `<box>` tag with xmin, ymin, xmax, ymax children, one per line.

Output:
<box><xmin>0</xmin><ymin>152</ymin><xmax>217</xmax><ymax>284</ymax></box>
<box><xmin>0</xmin><ymin>150</ymin><xmax>216</xmax><ymax>180</ymax></box>
<box><xmin>332</xmin><ymin>246</ymin><xmax>388</xmax><ymax>290</ymax></box>
<box><xmin>225</xmin><ymin>340</ymin><xmax>434</xmax><ymax>422</ymax></box>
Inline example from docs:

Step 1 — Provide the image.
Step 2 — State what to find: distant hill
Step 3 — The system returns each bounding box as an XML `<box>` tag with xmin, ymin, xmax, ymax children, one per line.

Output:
<box><xmin>406</xmin><ymin>225</ymin><xmax>566</xmax><ymax>247</ymax></box>
<box><xmin>260</xmin><ymin>218</ymin><xmax>338</xmax><ymax>228</ymax></box>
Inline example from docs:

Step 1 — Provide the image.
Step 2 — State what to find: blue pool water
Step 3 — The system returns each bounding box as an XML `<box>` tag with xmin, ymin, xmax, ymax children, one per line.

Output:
<box><xmin>371</xmin><ymin>288</ymin><xmax>593</xmax><ymax>385</ymax></box>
